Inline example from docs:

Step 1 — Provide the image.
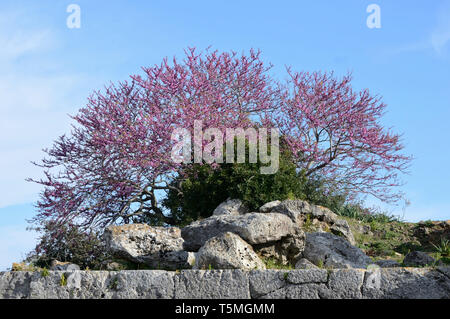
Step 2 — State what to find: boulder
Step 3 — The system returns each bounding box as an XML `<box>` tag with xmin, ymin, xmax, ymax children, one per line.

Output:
<box><xmin>403</xmin><ymin>251</ymin><xmax>435</xmax><ymax>267</ymax></box>
<box><xmin>295</xmin><ymin>258</ymin><xmax>319</xmax><ymax>269</ymax></box>
<box><xmin>213</xmin><ymin>198</ymin><xmax>248</xmax><ymax>216</ymax></box>
<box><xmin>259</xmin><ymin>200</ymin><xmax>281</xmax><ymax>213</ymax></box>
<box><xmin>194</xmin><ymin>232</ymin><xmax>266</xmax><ymax>270</ymax></box>
<box><xmin>375</xmin><ymin>260</ymin><xmax>401</xmax><ymax>268</ymax></box>
<box><xmin>269</xmin><ymin>199</ymin><xmax>338</xmax><ymax>224</ymax></box>
<box><xmin>261</xmin><ymin>199</ymin><xmax>356</xmax><ymax>244</ymax></box>
<box><xmin>253</xmin><ymin>227</ymin><xmax>305</xmax><ymax>265</ymax></box>
<box><xmin>104</xmin><ymin>224</ymin><xmax>195</xmax><ymax>270</ymax></box>
<box><xmin>181</xmin><ymin>213</ymin><xmax>297</xmax><ymax>251</ymax></box>
<box><xmin>330</xmin><ymin>219</ymin><xmax>356</xmax><ymax>245</ymax></box>
<box><xmin>303</xmin><ymin>232</ymin><xmax>372</xmax><ymax>269</ymax></box>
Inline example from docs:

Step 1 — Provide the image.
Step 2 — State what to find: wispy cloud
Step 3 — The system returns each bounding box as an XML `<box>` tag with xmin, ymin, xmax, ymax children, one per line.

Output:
<box><xmin>430</xmin><ymin>2</ymin><xmax>450</xmax><ymax>55</ymax></box>
<box><xmin>381</xmin><ymin>2</ymin><xmax>450</xmax><ymax>58</ymax></box>
<box><xmin>0</xmin><ymin>10</ymin><xmax>91</xmax><ymax>208</ymax></box>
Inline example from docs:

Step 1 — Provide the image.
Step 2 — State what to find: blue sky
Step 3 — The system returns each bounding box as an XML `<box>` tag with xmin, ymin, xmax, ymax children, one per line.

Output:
<box><xmin>1</xmin><ymin>0</ymin><xmax>449</xmax><ymax>270</ymax></box>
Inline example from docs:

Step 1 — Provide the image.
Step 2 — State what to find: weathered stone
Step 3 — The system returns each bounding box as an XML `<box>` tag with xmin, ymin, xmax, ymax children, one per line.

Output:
<box><xmin>253</xmin><ymin>227</ymin><xmax>305</xmax><ymax>265</ymax></box>
<box><xmin>375</xmin><ymin>260</ymin><xmax>401</xmax><ymax>268</ymax></box>
<box><xmin>285</xmin><ymin>269</ymin><xmax>328</xmax><ymax>284</ymax></box>
<box><xmin>262</xmin><ymin>199</ymin><xmax>355</xmax><ymax>244</ymax></box>
<box><xmin>194</xmin><ymin>232</ymin><xmax>266</xmax><ymax>270</ymax></box>
<box><xmin>323</xmin><ymin>269</ymin><xmax>365</xmax><ymax>299</ymax></box>
<box><xmin>104</xmin><ymin>224</ymin><xmax>194</xmax><ymax>270</ymax></box>
<box><xmin>181</xmin><ymin>213</ymin><xmax>297</xmax><ymax>251</ymax></box>
<box><xmin>303</xmin><ymin>232</ymin><xmax>372</xmax><ymax>269</ymax></box>
<box><xmin>110</xmin><ymin>270</ymin><xmax>175</xmax><ymax>299</ymax></box>
<box><xmin>50</xmin><ymin>260</ymin><xmax>80</xmax><ymax>271</ymax></box>
<box><xmin>213</xmin><ymin>198</ymin><xmax>248</xmax><ymax>216</ymax></box>
<box><xmin>269</xmin><ymin>199</ymin><xmax>338</xmax><ymax>225</ymax></box>
<box><xmin>403</xmin><ymin>251</ymin><xmax>435</xmax><ymax>267</ymax></box>
<box><xmin>330</xmin><ymin>219</ymin><xmax>356</xmax><ymax>245</ymax></box>
<box><xmin>174</xmin><ymin>270</ymin><xmax>250</xmax><ymax>299</ymax></box>
<box><xmin>0</xmin><ymin>271</ymin><xmax>32</xmax><ymax>299</ymax></box>
<box><xmin>295</xmin><ymin>258</ymin><xmax>319</xmax><ymax>269</ymax></box>
<box><xmin>248</xmin><ymin>270</ymin><xmax>287</xmax><ymax>298</ymax></box>
<box><xmin>260</xmin><ymin>283</ymin><xmax>327</xmax><ymax>299</ymax></box>
<box><xmin>1</xmin><ymin>268</ymin><xmax>449</xmax><ymax>299</ymax></box>
<box><xmin>362</xmin><ymin>267</ymin><xmax>450</xmax><ymax>299</ymax></box>
<box><xmin>259</xmin><ymin>200</ymin><xmax>281</xmax><ymax>213</ymax></box>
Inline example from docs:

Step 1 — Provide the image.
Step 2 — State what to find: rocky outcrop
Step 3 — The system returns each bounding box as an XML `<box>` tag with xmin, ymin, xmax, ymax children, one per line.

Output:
<box><xmin>260</xmin><ymin>199</ymin><xmax>355</xmax><ymax>244</ymax></box>
<box><xmin>104</xmin><ymin>224</ymin><xmax>195</xmax><ymax>270</ymax></box>
<box><xmin>253</xmin><ymin>227</ymin><xmax>305</xmax><ymax>265</ymax></box>
<box><xmin>213</xmin><ymin>198</ymin><xmax>248</xmax><ymax>216</ymax></box>
<box><xmin>403</xmin><ymin>251</ymin><xmax>436</xmax><ymax>267</ymax></box>
<box><xmin>303</xmin><ymin>232</ymin><xmax>372</xmax><ymax>269</ymax></box>
<box><xmin>1</xmin><ymin>268</ymin><xmax>449</xmax><ymax>299</ymax></box>
<box><xmin>181</xmin><ymin>212</ymin><xmax>297</xmax><ymax>251</ymax></box>
<box><xmin>194</xmin><ymin>232</ymin><xmax>266</xmax><ymax>270</ymax></box>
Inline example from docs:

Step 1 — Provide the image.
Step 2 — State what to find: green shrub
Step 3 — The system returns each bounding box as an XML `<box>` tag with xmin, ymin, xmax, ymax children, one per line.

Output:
<box><xmin>163</xmin><ymin>143</ymin><xmax>349</xmax><ymax>225</ymax></box>
<box><xmin>27</xmin><ymin>221</ymin><xmax>109</xmax><ymax>270</ymax></box>
<box><xmin>60</xmin><ymin>273</ymin><xmax>67</xmax><ymax>286</ymax></box>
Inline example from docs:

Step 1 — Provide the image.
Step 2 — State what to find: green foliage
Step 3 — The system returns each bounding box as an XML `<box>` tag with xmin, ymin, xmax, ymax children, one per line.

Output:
<box><xmin>262</xmin><ymin>257</ymin><xmax>294</xmax><ymax>270</ymax></box>
<box><xmin>40</xmin><ymin>268</ymin><xmax>49</xmax><ymax>278</ymax></box>
<box><xmin>109</xmin><ymin>277</ymin><xmax>119</xmax><ymax>290</ymax></box>
<box><xmin>317</xmin><ymin>260</ymin><xmax>324</xmax><ymax>269</ymax></box>
<box><xmin>432</xmin><ymin>238</ymin><xmax>450</xmax><ymax>257</ymax></box>
<box><xmin>27</xmin><ymin>221</ymin><xmax>109</xmax><ymax>270</ymax></box>
<box><xmin>60</xmin><ymin>273</ymin><xmax>67</xmax><ymax>286</ymax></box>
<box><xmin>422</xmin><ymin>220</ymin><xmax>435</xmax><ymax>228</ymax></box>
<box><xmin>164</xmin><ymin>144</ymin><xmax>349</xmax><ymax>226</ymax></box>
<box><xmin>335</xmin><ymin>203</ymin><xmax>400</xmax><ymax>224</ymax></box>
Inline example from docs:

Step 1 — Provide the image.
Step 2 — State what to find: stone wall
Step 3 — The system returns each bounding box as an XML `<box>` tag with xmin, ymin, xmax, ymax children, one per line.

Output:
<box><xmin>1</xmin><ymin>267</ymin><xmax>449</xmax><ymax>299</ymax></box>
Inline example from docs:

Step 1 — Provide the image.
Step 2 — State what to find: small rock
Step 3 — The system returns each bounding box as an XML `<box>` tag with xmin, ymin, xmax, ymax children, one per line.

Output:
<box><xmin>213</xmin><ymin>198</ymin><xmax>249</xmax><ymax>216</ymax></box>
<box><xmin>50</xmin><ymin>260</ymin><xmax>80</xmax><ymax>271</ymax></box>
<box><xmin>295</xmin><ymin>258</ymin><xmax>319</xmax><ymax>269</ymax></box>
<box><xmin>403</xmin><ymin>251</ymin><xmax>435</xmax><ymax>267</ymax></box>
<box><xmin>194</xmin><ymin>232</ymin><xmax>266</xmax><ymax>270</ymax></box>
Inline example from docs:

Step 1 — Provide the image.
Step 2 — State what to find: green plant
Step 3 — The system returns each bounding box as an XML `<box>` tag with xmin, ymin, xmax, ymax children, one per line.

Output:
<box><xmin>303</xmin><ymin>214</ymin><xmax>314</xmax><ymax>232</ymax></box>
<box><xmin>27</xmin><ymin>221</ymin><xmax>109</xmax><ymax>270</ymax></box>
<box><xmin>283</xmin><ymin>272</ymin><xmax>289</xmax><ymax>281</ymax></box>
<box><xmin>164</xmin><ymin>142</ymin><xmax>352</xmax><ymax>226</ymax></box>
<box><xmin>109</xmin><ymin>277</ymin><xmax>119</xmax><ymax>290</ymax></box>
<box><xmin>262</xmin><ymin>257</ymin><xmax>294</xmax><ymax>270</ymax></box>
<box><xmin>208</xmin><ymin>264</ymin><xmax>213</xmax><ymax>271</ymax></box>
<box><xmin>317</xmin><ymin>260</ymin><xmax>324</xmax><ymax>269</ymax></box>
<box><xmin>432</xmin><ymin>238</ymin><xmax>450</xmax><ymax>257</ymax></box>
<box><xmin>41</xmin><ymin>268</ymin><xmax>49</xmax><ymax>278</ymax></box>
<box><xmin>422</xmin><ymin>220</ymin><xmax>435</xmax><ymax>228</ymax></box>
<box><xmin>60</xmin><ymin>273</ymin><xmax>67</xmax><ymax>286</ymax></box>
